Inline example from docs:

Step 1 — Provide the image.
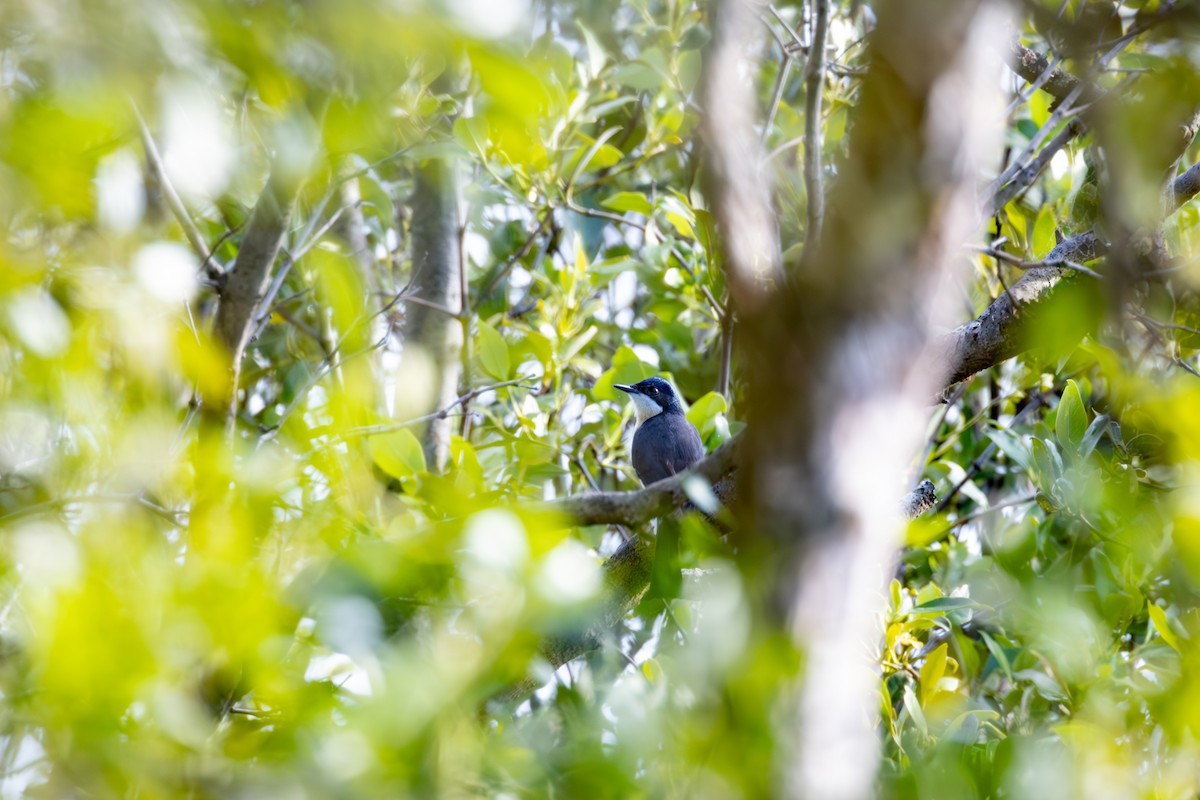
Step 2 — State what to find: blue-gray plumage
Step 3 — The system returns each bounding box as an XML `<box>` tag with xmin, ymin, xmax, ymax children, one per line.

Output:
<box><xmin>614</xmin><ymin>377</ymin><xmax>705</xmax><ymax>486</ymax></box>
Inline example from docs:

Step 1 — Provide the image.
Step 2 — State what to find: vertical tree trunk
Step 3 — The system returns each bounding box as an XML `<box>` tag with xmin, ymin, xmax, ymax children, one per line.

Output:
<box><xmin>700</xmin><ymin>1</ymin><xmax>1006</xmax><ymax>797</ymax></box>
<box><xmin>405</xmin><ymin>158</ymin><xmax>463</xmax><ymax>471</ymax></box>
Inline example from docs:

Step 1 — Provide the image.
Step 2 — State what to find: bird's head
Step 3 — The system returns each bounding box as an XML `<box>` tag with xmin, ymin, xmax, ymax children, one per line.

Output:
<box><xmin>614</xmin><ymin>376</ymin><xmax>680</xmax><ymax>422</ymax></box>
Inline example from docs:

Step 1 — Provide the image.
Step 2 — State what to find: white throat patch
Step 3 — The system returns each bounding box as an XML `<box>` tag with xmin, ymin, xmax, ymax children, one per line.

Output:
<box><xmin>629</xmin><ymin>392</ymin><xmax>663</xmax><ymax>424</ymax></box>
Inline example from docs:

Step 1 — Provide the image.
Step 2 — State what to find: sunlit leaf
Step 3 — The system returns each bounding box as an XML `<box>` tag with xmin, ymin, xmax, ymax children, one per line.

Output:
<box><xmin>602</xmin><ymin>191</ymin><xmax>653</xmax><ymax>216</ymax></box>
<box><xmin>478</xmin><ymin>320</ymin><xmax>511</xmax><ymax>380</ymax></box>
<box><xmin>368</xmin><ymin>428</ymin><xmax>427</xmax><ymax>479</ymax></box>
<box><xmin>1032</xmin><ymin>203</ymin><xmax>1057</xmax><ymax>257</ymax></box>
<box><xmin>909</xmin><ymin>597</ymin><xmax>989</xmax><ymax>614</ymax></box>
<box><xmin>1148</xmin><ymin>604</ymin><xmax>1184</xmax><ymax>652</ymax></box>
<box><xmin>1055</xmin><ymin>379</ymin><xmax>1087</xmax><ymax>453</ymax></box>
<box><xmin>919</xmin><ymin>643</ymin><xmax>948</xmax><ymax>706</ymax></box>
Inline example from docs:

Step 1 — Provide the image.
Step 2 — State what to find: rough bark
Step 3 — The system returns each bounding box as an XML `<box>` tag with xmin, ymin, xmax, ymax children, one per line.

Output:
<box><xmin>405</xmin><ymin>158</ymin><xmax>464</xmax><ymax>472</ymax></box>
<box><xmin>1008</xmin><ymin>41</ymin><xmax>1086</xmax><ymax>104</ymax></box>
<box><xmin>942</xmin><ymin>231</ymin><xmax>1105</xmax><ymax>386</ymax></box>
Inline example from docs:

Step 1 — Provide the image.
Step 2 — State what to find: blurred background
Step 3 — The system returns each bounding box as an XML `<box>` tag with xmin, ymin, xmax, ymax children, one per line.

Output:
<box><xmin>0</xmin><ymin>0</ymin><xmax>1199</xmax><ymax>797</ymax></box>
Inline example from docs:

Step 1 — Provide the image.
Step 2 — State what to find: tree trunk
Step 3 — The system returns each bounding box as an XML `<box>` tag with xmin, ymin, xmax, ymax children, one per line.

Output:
<box><xmin>700</xmin><ymin>1</ymin><xmax>1007</xmax><ymax>797</ymax></box>
<box><xmin>405</xmin><ymin>158</ymin><xmax>464</xmax><ymax>471</ymax></box>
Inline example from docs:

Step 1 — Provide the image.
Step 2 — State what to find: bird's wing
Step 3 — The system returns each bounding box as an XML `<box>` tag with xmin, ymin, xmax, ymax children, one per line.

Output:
<box><xmin>632</xmin><ymin>414</ymin><xmax>705</xmax><ymax>485</ymax></box>
<box><xmin>669</xmin><ymin>415</ymin><xmax>706</xmax><ymax>473</ymax></box>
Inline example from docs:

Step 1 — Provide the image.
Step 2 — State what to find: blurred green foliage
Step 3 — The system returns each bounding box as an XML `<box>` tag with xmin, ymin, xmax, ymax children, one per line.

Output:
<box><xmin>0</xmin><ymin>0</ymin><xmax>1199</xmax><ymax>797</ymax></box>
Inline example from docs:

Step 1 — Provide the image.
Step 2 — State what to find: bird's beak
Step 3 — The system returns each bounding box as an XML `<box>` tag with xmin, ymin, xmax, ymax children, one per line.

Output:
<box><xmin>614</xmin><ymin>383</ymin><xmax>638</xmax><ymax>395</ymax></box>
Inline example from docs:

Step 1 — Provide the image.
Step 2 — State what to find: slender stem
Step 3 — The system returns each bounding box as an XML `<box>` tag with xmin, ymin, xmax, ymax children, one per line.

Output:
<box><xmin>801</xmin><ymin>0</ymin><xmax>829</xmax><ymax>259</ymax></box>
<box><xmin>716</xmin><ymin>310</ymin><xmax>734</xmax><ymax>399</ymax></box>
<box><xmin>132</xmin><ymin>104</ymin><xmax>215</xmax><ymax>274</ymax></box>
<box><xmin>762</xmin><ymin>56</ymin><xmax>793</xmax><ymax>145</ymax></box>
<box><xmin>335</xmin><ymin>379</ymin><xmax>536</xmax><ymax>441</ymax></box>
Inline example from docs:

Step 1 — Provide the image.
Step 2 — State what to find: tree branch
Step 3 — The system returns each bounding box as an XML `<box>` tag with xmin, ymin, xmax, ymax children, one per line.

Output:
<box><xmin>532</xmin><ymin>438</ymin><xmax>740</xmax><ymax>527</ymax></box>
<box><xmin>133</xmin><ymin>107</ymin><xmax>216</xmax><ymax>277</ymax></box>
<box><xmin>945</xmin><ymin>161</ymin><xmax>1200</xmax><ymax>388</ymax></box>
<box><xmin>1008</xmin><ymin>41</ymin><xmax>1087</xmax><ymax>104</ymax></box>
<box><xmin>942</xmin><ymin>231</ymin><xmax>1104</xmax><ymax>386</ymax></box>
<box><xmin>505</xmin><ymin>443</ymin><xmax>936</xmax><ymax>703</ymax></box>
<box><xmin>213</xmin><ymin>176</ymin><xmax>297</xmax><ymax>429</ymax></box>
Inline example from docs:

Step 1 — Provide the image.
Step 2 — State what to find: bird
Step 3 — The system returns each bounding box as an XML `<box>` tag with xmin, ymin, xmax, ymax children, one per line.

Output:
<box><xmin>614</xmin><ymin>377</ymin><xmax>706</xmax><ymax>486</ymax></box>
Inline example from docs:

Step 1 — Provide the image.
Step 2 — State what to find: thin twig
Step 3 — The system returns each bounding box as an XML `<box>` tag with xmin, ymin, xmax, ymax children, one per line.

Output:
<box><xmin>292</xmin><ymin>203</ymin><xmax>353</xmax><ymax>262</ymax></box>
<box><xmin>0</xmin><ymin>493</ymin><xmax>185</xmax><ymax>525</ymax></box>
<box><xmin>762</xmin><ymin>57</ymin><xmax>794</xmax><ymax>145</ymax></box>
<box><xmin>968</xmin><ymin>244</ymin><xmax>1103</xmax><ymax>280</ymax></box>
<box><xmin>716</xmin><ymin>309</ymin><xmax>734</xmax><ymax>399</ymax></box>
<box><xmin>991</xmin><ymin>32</ymin><xmax>1141</xmax><ymax>208</ymax></box>
<box><xmin>132</xmin><ymin>105</ymin><xmax>215</xmax><ymax>276</ymax></box>
<box><xmin>1174</xmin><ymin>357</ymin><xmax>1200</xmax><ymax>380</ymax></box>
<box><xmin>801</xmin><ymin>0</ymin><xmax>829</xmax><ymax>257</ymax></box>
<box><xmin>250</xmin><ymin>253</ymin><xmax>296</xmax><ymax>339</ymax></box>
<box><xmin>991</xmin><ymin>119</ymin><xmax>1085</xmax><ymax>211</ymax></box>
<box><xmin>1003</xmin><ymin>50</ymin><xmax>1067</xmax><ymax>120</ymax></box>
<box><xmin>767</xmin><ymin>5</ymin><xmax>807</xmax><ymax>54</ymax></box>
<box><xmin>336</xmin><ymin>379</ymin><xmax>536</xmax><ymax>440</ymax></box>
<box><xmin>941</xmin><ymin>494</ymin><xmax>1038</xmax><ymax>533</ymax></box>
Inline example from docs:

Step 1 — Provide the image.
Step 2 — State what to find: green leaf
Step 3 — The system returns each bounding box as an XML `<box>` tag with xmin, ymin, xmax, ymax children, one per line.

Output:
<box><xmin>478</xmin><ymin>320</ymin><xmax>511</xmax><ymax>380</ymax></box>
<box><xmin>1030</xmin><ymin>437</ymin><xmax>1061</xmax><ymax>492</ymax></box>
<box><xmin>944</xmin><ymin>709</ymin><xmax>1001</xmax><ymax>742</ymax></box>
<box><xmin>903</xmin><ymin>684</ymin><xmax>928</xmax><ymax>735</ymax></box>
<box><xmin>987</xmin><ymin>427</ymin><xmax>1031</xmax><ymax>470</ymax></box>
<box><xmin>980</xmin><ymin>631</ymin><xmax>1013</xmax><ymax>681</ymax></box>
<box><xmin>910</xmin><ymin>597</ymin><xmax>987</xmax><ymax>614</ymax></box>
<box><xmin>1029</xmin><ymin>89</ymin><xmax>1052</xmax><ymax>130</ymax></box>
<box><xmin>658</xmin><ymin>194</ymin><xmax>695</xmax><ymax>239</ymax></box>
<box><xmin>568</xmin><ymin>135</ymin><xmax>623</xmax><ymax>173</ymax></box>
<box><xmin>1055</xmin><ymin>379</ymin><xmax>1087</xmax><ymax>453</ymax></box>
<box><xmin>649</xmin><ymin>516</ymin><xmax>682</xmax><ymax>599</ymax></box>
<box><xmin>601</xmin><ymin>191</ymin><xmax>652</xmax><ymax>216</ymax></box>
<box><xmin>1149</xmin><ymin>604</ymin><xmax>1184</xmax><ymax>652</ymax></box>
<box><xmin>368</xmin><ymin>428</ymin><xmax>426</xmax><ymax>479</ymax></box>
<box><xmin>685</xmin><ymin>391</ymin><xmax>727</xmax><ymax>432</ymax></box>
<box><xmin>1079</xmin><ymin>413</ymin><xmax>1110</xmax><ymax>459</ymax></box>
<box><xmin>577</xmin><ymin>22</ymin><xmax>607</xmax><ymax>77</ymax></box>
<box><xmin>515</xmin><ymin>437</ymin><xmax>556</xmax><ymax>466</ymax></box>
<box><xmin>694</xmin><ymin>208</ymin><xmax>722</xmax><ymax>270</ymax></box>
<box><xmin>592</xmin><ymin>346</ymin><xmax>656</xmax><ymax>401</ymax></box>
<box><xmin>919</xmin><ymin>643</ymin><xmax>948</xmax><ymax>706</ymax></box>
<box><xmin>612</xmin><ymin>61</ymin><xmax>664</xmax><ymax>91</ymax></box>
<box><xmin>1015</xmin><ymin>668</ymin><xmax>1069</xmax><ymax>703</ymax></box>
<box><xmin>1032</xmin><ymin>204</ymin><xmax>1057</xmax><ymax>258</ymax></box>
